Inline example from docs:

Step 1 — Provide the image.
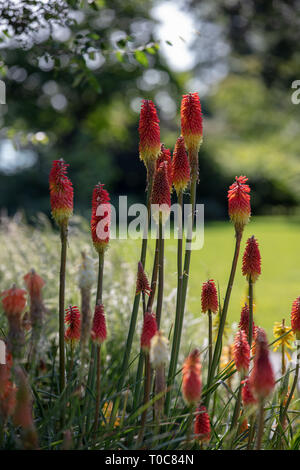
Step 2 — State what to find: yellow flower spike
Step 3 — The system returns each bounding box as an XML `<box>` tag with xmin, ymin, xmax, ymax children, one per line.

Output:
<box><xmin>273</xmin><ymin>320</ymin><xmax>294</xmax><ymax>363</ymax></box>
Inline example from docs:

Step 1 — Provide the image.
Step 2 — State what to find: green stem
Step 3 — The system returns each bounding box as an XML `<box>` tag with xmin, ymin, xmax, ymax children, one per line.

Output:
<box><xmin>133</xmin><ymin>237</ymin><xmax>159</xmax><ymax>410</ymax></box>
<box><xmin>279</xmin><ymin>342</ymin><xmax>299</xmax><ymax>428</ymax></box>
<box><xmin>156</xmin><ymin>216</ymin><xmax>164</xmax><ymax>329</ymax></box>
<box><xmin>166</xmin><ymin>183</ymin><xmax>194</xmax><ymax>414</ymax></box>
<box><xmin>59</xmin><ymin>223</ymin><xmax>67</xmax><ymax>395</ymax></box>
<box><xmin>255</xmin><ymin>399</ymin><xmax>265</xmax><ymax>450</ymax></box>
<box><xmin>208</xmin><ymin>309</ymin><xmax>213</xmax><ymax>382</ymax></box>
<box><xmin>137</xmin><ymin>353</ymin><xmax>151</xmax><ymax>445</ymax></box>
<box><xmin>93</xmin><ymin>251</ymin><xmax>104</xmax><ymax>431</ymax></box>
<box><xmin>248</xmin><ymin>277</ymin><xmax>254</xmax><ymax>346</ymax></box>
<box><xmin>205</xmin><ymin>229</ymin><xmax>243</xmax><ymax>408</ymax></box>
<box><xmin>110</xmin><ymin>173</ymin><xmax>153</xmax><ymax>427</ymax></box>
<box><xmin>230</xmin><ymin>374</ymin><xmax>243</xmax><ymax>431</ymax></box>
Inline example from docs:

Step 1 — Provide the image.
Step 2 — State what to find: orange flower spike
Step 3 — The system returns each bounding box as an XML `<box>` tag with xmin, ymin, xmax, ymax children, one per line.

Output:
<box><xmin>172</xmin><ymin>136</ymin><xmax>190</xmax><ymax>195</ymax></box>
<box><xmin>24</xmin><ymin>270</ymin><xmax>45</xmax><ymax>300</ymax></box>
<box><xmin>180</xmin><ymin>93</ymin><xmax>203</xmax><ymax>177</ymax></box>
<box><xmin>151</xmin><ymin>162</ymin><xmax>171</xmax><ymax>224</ymax></box>
<box><xmin>233</xmin><ymin>329</ymin><xmax>250</xmax><ymax>375</ymax></box>
<box><xmin>250</xmin><ymin>328</ymin><xmax>275</xmax><ymax>399</ymax></box>
<box><xmin>49</xmin><ymin>159</ymin><xmax>73</xmax><ymax>227</ymax></box>
<box><xmin>64</xmin><ymin>306</ymin><xmax>81</xmax><ymax>344</ymax></box>
<box><xmin>136</xmin><ymin>262</ymin><xmax>151</xmax><ymax>296</ymax></box>
<box><xmin>182</xmin><ymin>349</ymin><xmax>202</xmax><ymax>405</ymax></box>
<box><xmin>141</xmin><ymin>311</ymin><xmax>158</xmax><ymax>353</ymax></box>
<box><xmin>291</xmin><ymin>296</ymin><xmax>300</xmax><ymax>339</ymax></box>
<box><xmin>91</xmin><ymin>183</ymin><xmax>111</xmax><ymax>254</ymax></box>
<box><xmin>201</xmin><ymin>279</ymin><xmax>218</xmax><ymax>314</ymax></box>
<box><xmin>242</xmin><ymin>236</ymin><xmax>261</xmax><ymax>283</ymax></box>
<box><xmin>1</xmin><ymin>286</ymin><xmax>27</xmax><ymax>316</ymax></box>
<box><xmin>194</xmin><ymin>405</ymin><xmax>211</xmax><ymax>442</ymax></box>
<box><xmin>156</xmin><ymin>144</ymin><xmax>172</xmax><ymax>189</ymax></box>
<box><xmin>91</xmin><ymin>304</ymin><xmax>107</xmax><ymax>345</ymax></box>
<box><xmin>139</xmin><ymin>99</ymin><xmax>161</xmax><ymax>172</ymax></box>
<box><xmin>242</xmin><ymin>376</ymin><xmax>257</xmax><ymax>406</ymax></box>
<box><xmin>228</xmin><ymin>176</ymin><xmax>251</xmax><ymax>233</ymax></box>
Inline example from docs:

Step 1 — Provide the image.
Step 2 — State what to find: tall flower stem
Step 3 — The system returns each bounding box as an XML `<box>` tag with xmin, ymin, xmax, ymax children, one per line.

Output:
<box><xmin>255</xmin><ymin>399</ymin><xmax>265</xmax><ymax>450</ymax></box>
<box><xmin>248</xmin><ymin>277</ymin><xmax>254</xmax><ymax>346</ymax></box>
<box><xmin>59</xmin><ymin>223</ymin><xmax>68</xmax><ymax>394</ymax></box>
<box><xmin>156</xmin><ymin>216</ymin><xmax>164</xmax><ymax>329</ymax></box>
<box><xmin>93</xmin><ymin>251</ymin><xmax>104</xmax><ymax>431</ymax></box>
<box><xmin>110</xmin><ymin>175</ymin><xmax>153</xmax><ymax>426</ymax></box>
<box><xmin>165</xmin><ymin>189</ymin><xmax>184</xmax><ymax>413</ymax></box>
<box><xmin>230</xmin><ymin>375</ymin><xmax>243</xmax><ymax>431</ymax></box>
<box><xmin>137</xmin><ymin>353</ymin><xmax>151</xmax><ymax>445</ymax></box>
<box><xmin>279</xmin><ymin>342</ymin><xmax>299</xmax><ymax>429</ymax></box>
<box><xmin>133</xmin><ymin>237</ymin><xmax>159</xmax><ymax>410</ymax></box>
<box><xmin>208</xmin><ymin>309</ymin><xmax>213</xmax><ymax>381</ymax></box>
<box><xmin>205</xmin><ymin>229</ymin><xmax>243</xmax><ymax>408</ymax></box>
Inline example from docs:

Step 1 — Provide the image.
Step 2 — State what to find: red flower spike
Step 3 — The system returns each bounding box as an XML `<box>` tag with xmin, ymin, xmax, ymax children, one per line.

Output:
<box><xmin>181</xmin><ymin>93</ymin><xmax>203</xmax><ymax>153</ymax></box>
<box><xmin>233</xmin><ymin>329</ymin><xmax>250</xmax><ymax>374</ymax></box>
<box><xmin>242</xmin><ymin>236</ymin><xmax>261</xmax><ymax>283</ymax></box>
<box><xmin>91</xmin><ymin>304</ymin><xmax>107</xmax><ymax>345</ymax></box>
<box><xmin>228</xmin><ymin>176</ymin><xmax>251</xmax><ymax>232</ymax></box>
<box><xmin>141</xmin><ymin>311</ymin><xmax>157</xmax><ymax>352</ymax></box>
<box><xmin>156</xmin><ymin>144</ymin><xmax>172</xmax><ymax>189</ymax></box>
<box><xmin>49</xmin><ymin>159</ymin><xmax>73</xmax><ymax>226</ymax></box>
<box><xmin>64</xmin><ymin>306</ymin><xmax>81</xmax><ymax>344</ymax></box>
<box><xmin>242</xmin><ymin>376</ymin><xmax>257</xmax><ymax>406</ymax></box>
<box><xmin>250</xmin><ymin>328</ymin><xmax>275</xmax><ymax>399</ymax></box>
<box><xmin>139</xmin><ymin>99</ymin><xmax>161</xmax><ymax>169</ymax></box>
<box><xmin>201</xmin><ymin>280</ymin><xmax>218</xmax><ymax>314</ymax></box>
<box><xmin>172</xmin><ymin>136</ymin><xmax>190</xmax><ymax>195</ymax></box>
<box><xmin>1</xmin><ymin>286</ymin><xmax>26</xmax><ymax>317</ymax></box>
<box><xmin>182</xmin><ymin>349</ymin><xmax>202</xmax><ymax>405</ymax></box>
<box><xmin>136</xmin><ymin>262</ymin><xmax>151</xmax><ymax>296</ymax></box>
<box><xmin>291</xmin><ymin>297</ymin><xmax>300</xmax><ymax>339</ymax></box>
<box><xmin>91</xmin><ymin>183</ymin><xmax>111</xmax><ymax>254</ymax></box>
<box><xmin>238</xmin><ymin>303</ymin><xmax>255</xmax><ymax>339</ymax></box>
<box><xmin>23</xmin><ymin>270</ymin><xmax>45</xmax><ymax>300</ymax></box>
<box><xmin>151</xmin><ymin>162</ymin><xmax>171</xmax><ymax>223</ymax></box>
<box><xmin>194</xmin><ymin>405</ymin><xmax>211</xmax><ymax>442</ymax></box>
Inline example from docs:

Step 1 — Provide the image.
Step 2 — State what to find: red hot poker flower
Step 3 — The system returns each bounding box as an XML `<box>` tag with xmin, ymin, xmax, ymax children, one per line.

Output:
<box><xmin>181</xmin><ymin>93</ymin><xmax>203</xmax><ymax>152</ymax></box>
<box><xmin>228</xmin><ymin>176</ymin><xmax>251</xmax><ymax>233</ymax></box>
<box><xmin>65</xmin><ymin>306</ymin><xmax>81</xmax><ymax>344</ymax></box>
<box><xmin>91</xmin><ymin>183</ymin><xmax>111</xmax><ymax>254</ymax></box>
<box><xmin>242</xmin><ymin>376</ymin><xmax>257</xmax><ymax>406</ymax></box>
<box><xmin>291</xmin><ymin>296</ymin><xmax>300</xmax><ymax>339</ymax></box>
<box><xmin>182</xmin><ymin>349</ymin><xmax>202</xmax><ymax>405</ymax></box>
<box><xmin>242</xmin><ymin>236</ymin><xmax>261</xmax><ymax>283</ymax></box>
<box><xmin>24</xmin><ymin>270</ymin><xmax>45</xmax><ymax>300</ymax></box>
<box><xmin>139</xmin><ymin>99</ymin><xmax>161</xmax><ymax>172</ymax></box>
<box><xmin>201</xmin><ymin>280</ymin><xmax>218</xmax><ymax>314</ymax></box>
<box><xmin>1</xmin><ymin>286</ymin><xmax>26</xmax><ymax>317</ymax></box>
<box><xmin>233</xmin><ymin>329</ymin><xmax>250</xmax><ymax>375</ymax></box>
<box><xmin>194</xmin><ymin>405</ymin><xmax>211</xmax><ymax>442</ymax></box>
<box><xmin>250</xmin><ymin>328</ymin><xmax>275</xmax><ymax>399</ymax></box>
<box><xmin>156</xmin><ymin>144</ymin><xmax>172</xmax><ymax>189</ymax></box>
<box><xmin>136</xmin><ymin>262</ymin><xmax>151</xmax><ymax>296</ymax></box>
<box><xmin>239</xmin><ymin>303</ymin><xmax>255</xmax><ymax>339</ymax></box>
<box><xmin>172</xmin><ymin>136</ymin><xmax>190</xmax><ymax>195</ymax></box>
<box><xmin>151</xmin><ymin>162</ymin><xmax>171</xmax><ymax>224</ymax></box>
<box><xmin>141</xmin><ymin>311</ymin><xmax>157</xmax><ymax>353</ymax></box>
<box><xmin>49</xmin><ymin>159</ymin><xmax>73</xmax><ymax>227</ymax></box>
<box><xmin>91</xmin><ymin>304</ymin><xmax>107</xmax><ymax>345</ymax></box>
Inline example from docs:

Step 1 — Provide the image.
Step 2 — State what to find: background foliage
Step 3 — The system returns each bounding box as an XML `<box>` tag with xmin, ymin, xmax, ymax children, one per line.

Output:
<box><xmin>0</xmin><ymin>0</ymin><xmax>299</xmax><ymax>220</ymax></box>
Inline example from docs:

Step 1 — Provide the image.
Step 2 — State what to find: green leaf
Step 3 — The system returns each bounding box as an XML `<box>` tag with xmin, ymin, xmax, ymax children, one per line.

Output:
<box><xmin>115</xmin><ymin>51</ymin><xmax>124</xmax><ymax>62</ymax></box>
<box><xmin>134</xmin><ymin>50</ymin><xmax>148</xmax><ymax>67</ymax></box>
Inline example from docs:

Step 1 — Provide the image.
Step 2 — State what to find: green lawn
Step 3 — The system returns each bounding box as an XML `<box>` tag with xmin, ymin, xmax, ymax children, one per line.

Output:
<box><xmin>116</xmin><ymin>215</ymin><xmax>300</xmax><ymax>333</ymax></box>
